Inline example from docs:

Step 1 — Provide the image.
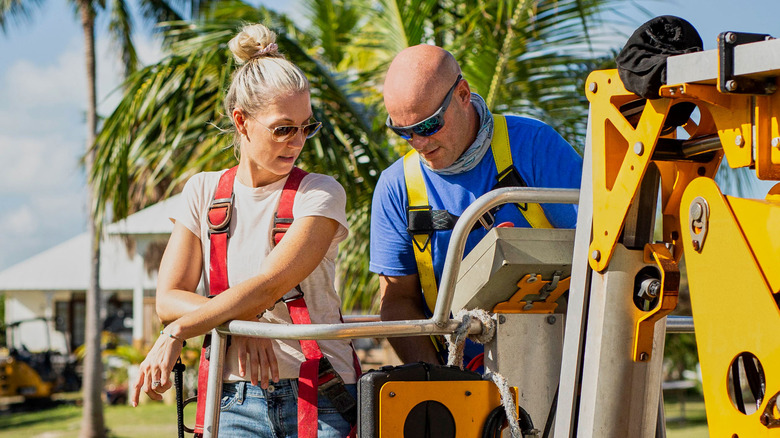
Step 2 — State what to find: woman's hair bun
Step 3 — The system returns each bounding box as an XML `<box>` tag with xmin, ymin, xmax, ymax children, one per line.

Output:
<box><xmin>228</xmin><ymin>23</ymin><xmax>282</xmax><ymax>64</ymax></box>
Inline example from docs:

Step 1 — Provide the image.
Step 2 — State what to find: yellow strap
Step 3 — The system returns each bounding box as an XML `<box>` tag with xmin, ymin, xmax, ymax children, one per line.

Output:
<box><xmin>491</xmin><ymin>114</ymin><xmax>553</xmax><ymax>229</ymax></box>
<box><xmin>403</xmin><ymin>150</ymin><xmax>439</xmax><ymax>312</ymax></box>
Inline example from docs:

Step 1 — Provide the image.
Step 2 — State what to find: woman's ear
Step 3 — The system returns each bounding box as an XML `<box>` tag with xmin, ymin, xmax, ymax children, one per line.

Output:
<box><xmin>233</xmin><ymin>108</ymin><xmax>248</xmax><ymax>136</ymax></box>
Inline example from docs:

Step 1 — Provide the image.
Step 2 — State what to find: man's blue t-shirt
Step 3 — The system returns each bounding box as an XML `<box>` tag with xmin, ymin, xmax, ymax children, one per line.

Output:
<box><xmin>370</xmin><ymin>114</ymin><xmax>583</xmax><ymax>288</ymax></box>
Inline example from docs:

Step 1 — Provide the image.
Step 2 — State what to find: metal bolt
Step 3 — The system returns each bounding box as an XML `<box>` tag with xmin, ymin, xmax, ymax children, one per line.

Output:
<box><xmin>546</xmin><ymin>315</ymin><xmax>557</xmax><ymax>325</ymax></box>
<box><xmin>734</xmin><ymin>134</ymin><xmax>744</xmax><ymax>147</ymax></box>
<box><xmin>589</xmin><ymin>82</ymin><xmax>598</xmax><ymax>93</ymax></box>
<box><xmin>592</xmin><ymin>250</ymin><xmax>601</xmax><ymax>262</ymax></box>
<box><xmin>692</xmin><ymin>240</ymin><xmax>700</xmax><ymax>251</ymax></box>
<box><xmin>726</xmin><ymin>80</ymin><xmax>738</xmax><ymax>92</ymax></box>
<box><xmin>465</xmin><ymin>391</ymin><xmax>472</xmax><ymax>397</ymax></box>
<box><xmin>389</xmin><ymin>392</ymin><xmax>396</xmax><ymax>398</ymax></box>
<box><xmin>690</xmin><ymin>202</ymin><xmax>703</xmax><ymax>221</ymax></box>
<box><xmin>637</xmin><ymin>278</ymin><xmax>661</xmax><ymax>301</ymax></box>
<box><xmin>761</xmin><ymin>413</ymin><xmax>770</xmax><ymax>426</ymax></box>
<box><xmin>639</xmin><ymin>352</ymin><xmax>649</xmax><ymax>362</ymax></box>
<box><xmin>498</xmin><ymin>315</ymin><xmax>506</xmax><ymax>324</ymax></box>
<box><xmin>725</xmin><ymin>32</ymin><xmax>737</xmax><ymax>44</ymax></box>
<box><xmin>634</xmin><ymin>142</ymin><xmax>644</xmax><ymax>156</ymax></box>
<box><xmin>772</xmin><ymin>137</ymin><xmax>780</xmax><ymax>149</ymax></box>
<box><xmin>647</xmin><ymin>280</ymin><xmax>661</xmax><ymax>298</ymax></box>
<box><xmin>527</xmin><ymin>274</ymin><xmax>538</xmax><ymax>283</ymax></box>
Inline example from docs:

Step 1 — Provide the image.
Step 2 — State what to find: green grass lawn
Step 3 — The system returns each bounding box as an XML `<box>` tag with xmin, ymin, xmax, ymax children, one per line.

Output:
<box><xmin>1</xmin><ymin>393</ymin><xmax>709</xmax><ymax>437</ymax></box>
<box><xmin>664</xmin><ymin>396</ymin><xmax>709</xmax><ymax>438</ymax></box>
<box><xmin>0</xmin><ymin>397</ymin><xmax>186</xmax><ymax>438</ymax></box>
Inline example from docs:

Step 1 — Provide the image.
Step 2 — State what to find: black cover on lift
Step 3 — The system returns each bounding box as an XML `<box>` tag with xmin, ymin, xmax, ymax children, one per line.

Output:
<box><xmin>616</xmin><ymin>15</ymin><xmax>703</xmax><ymax>99</ymax></box>
<box><xmin>357</xmin><ymin>362</ymin><xmax>482</xmax><ymax>438</ymax></box>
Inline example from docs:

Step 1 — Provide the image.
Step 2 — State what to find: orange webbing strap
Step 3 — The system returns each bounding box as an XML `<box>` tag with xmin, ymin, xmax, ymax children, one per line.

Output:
<box><xmin>491</xmin><ymin>114</ymin><xmax>553</xmax><ymax>228</ymax></box>
<box><xmin>194</xmin><ymin>166</ymin><xmax>237</xmax><ymax>437</ymax></box>
<box><xmin>274</xmin><ymin>168</ymin><xmax>359</xmax><ymax>435</ymax></box>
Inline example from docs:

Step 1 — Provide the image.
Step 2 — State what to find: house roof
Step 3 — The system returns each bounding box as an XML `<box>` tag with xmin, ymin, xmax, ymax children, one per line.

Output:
<box><xmin>0</xmin><ymin>195</ymin><xmax>183</xmax><ymax>292</ymax></box>
<box><xmin>106</xmin><ymin>194</ymin><xmax>182</xmax><ymax>235</ymax></box>
<box><xmin>0</xmin><ymin>233</ymin><xmax>158</xmax><ymax>291</ymax></box>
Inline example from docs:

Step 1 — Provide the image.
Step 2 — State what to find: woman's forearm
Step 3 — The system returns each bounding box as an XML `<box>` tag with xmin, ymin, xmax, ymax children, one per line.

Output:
<box><xmin>163</xmin><ymin>273</ymin><xmax>280</xmax><ymax>339</ymax></box>
<box><xmin>162</xmin><ymin>215</ymin><xmax>338</xmax><ymax>340</ymax></box>
<box><xmin>156</xmin><ymin>289</ymin><xmax>210</xmax><ymax>325</ymax></box>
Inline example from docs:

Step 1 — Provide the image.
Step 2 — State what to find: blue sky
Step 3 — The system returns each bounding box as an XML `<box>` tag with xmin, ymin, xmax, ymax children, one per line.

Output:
<box><xmin>0</xmin><ymin>0</ymin><xmax>778</xmax><ymax>270</ymax></box>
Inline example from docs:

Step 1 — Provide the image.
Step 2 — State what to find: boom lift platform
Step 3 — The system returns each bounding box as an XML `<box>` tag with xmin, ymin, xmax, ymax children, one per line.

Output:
<box><xmin>195</xmin><ymin>31</ymin><xmax>780</xmax><ymax>437</ymax></box>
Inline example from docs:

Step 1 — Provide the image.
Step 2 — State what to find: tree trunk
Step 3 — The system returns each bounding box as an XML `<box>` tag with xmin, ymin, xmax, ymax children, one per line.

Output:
<box><xmin>79</xmin><ymin>2</ymin><xmax>105</xmax><ymax>437</ymax></box>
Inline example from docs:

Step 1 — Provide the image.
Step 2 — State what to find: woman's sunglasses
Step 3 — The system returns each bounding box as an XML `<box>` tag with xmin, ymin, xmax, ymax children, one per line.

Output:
<box><xmin>386</xmin><ymin>74</ymin><xmax>462</xmax><ymax>140</ymax></box>
<box><xmin>250</xmin><ymin>116</ymin><xmax>323</xmax><ymax>143</ymax></box>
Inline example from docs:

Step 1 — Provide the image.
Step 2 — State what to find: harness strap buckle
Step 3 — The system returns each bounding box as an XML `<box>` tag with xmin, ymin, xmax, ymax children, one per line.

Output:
<box><xmin>282</xmin><ymin>285</ymin><xmax>305</xmax><ymax>303</ymax></box>
<box><xmin>207</xmin><ymin>194</ymin><xmax>235</xmax><ymax>235</ymax></box>
<box><xmin>268</xmin><ymin>285</ymin><xmax>305</xmax><ymax>311</ymax></box>
<box><xmin>478</xmin><ymin>210</ymin><xmax>496</xmax><ymax>231</ymax></box>
<box><xmin>317</xmin><ymin>356</ymin><xmax>357</xmax><ymax>426</ymax></box>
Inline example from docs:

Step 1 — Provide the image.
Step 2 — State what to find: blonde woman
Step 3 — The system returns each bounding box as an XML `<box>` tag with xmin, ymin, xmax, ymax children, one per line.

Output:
<box><xmin>131</xmin><ymin>23</ymin><xmax>358</xmax><ymax>437</ymax></box>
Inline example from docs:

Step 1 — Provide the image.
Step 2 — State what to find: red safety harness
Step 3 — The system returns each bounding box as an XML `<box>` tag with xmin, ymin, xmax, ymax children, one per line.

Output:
<box><xmin>193</xmin><ymin>166</ymin><xmax>360</xmax><ymax>437</ymax></box>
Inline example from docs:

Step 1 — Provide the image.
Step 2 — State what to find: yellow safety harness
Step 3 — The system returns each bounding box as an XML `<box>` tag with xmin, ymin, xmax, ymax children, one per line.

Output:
<box><xmin>403</xmin><ymin>114</ymin><xmax>552</xmax><ymax>313</ymax></box>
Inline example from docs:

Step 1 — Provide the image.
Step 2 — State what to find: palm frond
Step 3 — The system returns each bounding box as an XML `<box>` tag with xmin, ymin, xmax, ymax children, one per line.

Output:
<box><xmin>108</xmin><ymin>0</ymin><xmax>139</xmax><ymax>76</ymax></box>
<box><xmin>0</xmin><ymin>0</ymin><xmax>45</xmax><ymax>33</ymax></box>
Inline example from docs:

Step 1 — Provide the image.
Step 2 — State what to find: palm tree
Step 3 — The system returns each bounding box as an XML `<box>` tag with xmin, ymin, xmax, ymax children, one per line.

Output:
<box><xmin>91</xmin><ymin>0</ymin><xmax>630</xmax><ymax>312</ymax></box>
<box><xmin>0</xmin><ymin>0</ymin><xmax>214</xmax><ymax>436</ymax></box>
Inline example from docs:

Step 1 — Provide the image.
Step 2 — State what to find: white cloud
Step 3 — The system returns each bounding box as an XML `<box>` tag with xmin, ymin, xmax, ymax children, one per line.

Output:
<box><xmin>0</xmin><ymin>134</ymin><xmax>83</xmax><ymax>193</ymax></box>
<box><xmin>5</xmin><ymin>50</ymin><xmax>85</xmax><ymax>108</ymax></box>
<box><xmin>0</xmin><ymin>30</ymin><xmax>164</xmax><ymax>271</ymax></box>
<box><xmin>0</xmin><ymin>204</ymin><xmax>37</xmax><ymax>235</ymax></box>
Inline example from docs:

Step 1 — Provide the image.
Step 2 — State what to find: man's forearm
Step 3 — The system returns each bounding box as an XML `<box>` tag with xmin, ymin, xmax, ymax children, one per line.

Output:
<box><xmin>380</xmin><ymin>304</ymin><xmax>441</xmax><ymax>364</ymax></box>
<box><xmin>386</xmin><ymin>335</ymin><xmax>442</xmax><ymax>364</ymax></box>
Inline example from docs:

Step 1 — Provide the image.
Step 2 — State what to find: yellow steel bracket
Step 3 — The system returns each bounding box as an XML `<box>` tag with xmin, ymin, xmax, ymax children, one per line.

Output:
<box><xmin>586</xmin><ymin>70</ymin><xmax>672</xmax><ymax>272</ymax></box>
<box><xmin>756</xmin><ymin>90</ymin><xmax>780</xmax><ymax>180</ymax></box>
<box><xmin>632</xmin><ymin>243</ymin><xmax>679</xmax><ymax>362</ymax></box>
<box><xmin>682</xmin><ymin>177</ymin><xmax>780</xmax><ymax>436</ymax></box>
<box><xmin>492</xmin><ymin>273</ymin><xmax>571</xmax><ymax>314</ymax></box>
<box><xmin>661</xmin><ymin>83</ymin><xmax>754</xmax><ymax>167</ymax></box>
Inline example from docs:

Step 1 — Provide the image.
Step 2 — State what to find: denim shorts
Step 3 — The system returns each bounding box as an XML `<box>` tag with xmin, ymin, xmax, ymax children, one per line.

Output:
<box><xmin>219</xmin><ymin>379</ymin><xmax>356</xmax><ymax>437</ymax></box>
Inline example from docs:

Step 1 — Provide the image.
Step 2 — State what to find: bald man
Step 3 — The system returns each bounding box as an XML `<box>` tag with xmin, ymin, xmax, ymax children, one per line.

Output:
<box><xmin>369</xmin><ymin>45</ymin><xmax>582</xmax><ymax>365</ymax></box>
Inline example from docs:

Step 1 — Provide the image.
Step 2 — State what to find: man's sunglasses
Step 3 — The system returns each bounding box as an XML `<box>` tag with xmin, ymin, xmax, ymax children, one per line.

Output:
<box><xmin>250</xmin><ymin>116</ymin><xmax>323</xmax><ymax>143</ymax></box>
<box><xmin>386</xmin><ymin>74</ymin><xmax>463</xmax><ymax>140</ymax></box>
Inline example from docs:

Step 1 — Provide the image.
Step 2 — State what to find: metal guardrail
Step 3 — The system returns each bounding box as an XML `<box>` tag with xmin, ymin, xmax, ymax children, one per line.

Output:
<box><xmin>201</xmin><ymin>187</ymin><xmax>582</xmax><ymax>437</ymax></box>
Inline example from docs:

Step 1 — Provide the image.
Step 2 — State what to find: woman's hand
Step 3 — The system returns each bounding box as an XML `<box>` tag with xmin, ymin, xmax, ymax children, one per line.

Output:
<box><xmin>131</xmin><ymin>331</ymin><xmax>184</xmax><ymax>406</ymax></box>
<box><xmin>232</xmin><ymin>336</ymin><xmax>279</xmax><ymax>388</ymax></box>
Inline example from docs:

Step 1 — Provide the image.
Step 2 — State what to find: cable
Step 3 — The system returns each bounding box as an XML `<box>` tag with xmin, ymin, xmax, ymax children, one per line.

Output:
<box><xmin>482</xmin><ymin>406</ymin><xmax>506</xmax><ymax>438</ymax></box>
<box><xmin>517</xmin><ymin>405</ymin><xmax>534</xmax><ymax>434</ymax></box>
<box><xmin>542</xmin><ymin>387</ymin><xmax>559</xmax><ymax>438</ymax></box>
<box><xmin>481</xmin><ymin>405</ymin><xmax>535</xmax><ymax>438</ymax></box>
<box><xmin>466</xmin><ymin>353</ymin><xmax>485</xmax><ymax>372</ymax></box>
<box><xmin>174</xmin><ymin>358</ymin><xmax>186</xmax><ymax>438</ymax></box>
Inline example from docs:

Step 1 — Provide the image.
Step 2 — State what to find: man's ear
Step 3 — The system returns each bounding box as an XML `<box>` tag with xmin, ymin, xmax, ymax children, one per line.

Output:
<box><xmin>456</xmin><ymin>79</ymin><xmax>472</xmax><ymax>104</ymax></box>
<box><xmin>233</xmin><ymin>108</ymin><xmax>248</xmax><ymax>136</ymax></box>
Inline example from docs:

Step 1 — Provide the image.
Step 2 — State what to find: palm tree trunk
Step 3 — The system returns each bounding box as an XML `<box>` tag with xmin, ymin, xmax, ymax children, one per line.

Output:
<box><xmin>78</xmin><ymin>2</ymin><xmax>105</xmax><ymax>437</ymax></box>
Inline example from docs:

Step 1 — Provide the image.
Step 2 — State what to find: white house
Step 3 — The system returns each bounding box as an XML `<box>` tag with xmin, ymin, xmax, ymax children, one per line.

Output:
<box><xmin>0</xmin><ymin>195</ymin><xmax>183</xmax><ymax>353</ymax></box>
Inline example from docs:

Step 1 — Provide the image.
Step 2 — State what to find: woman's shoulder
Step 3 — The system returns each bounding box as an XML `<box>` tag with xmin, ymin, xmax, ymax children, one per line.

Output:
<box><xmin>299</xmin><ymin>171</ymin><xmax>345</xmax><ymax>194</ymax></box>
<box><xmin>182</xmin><ymin>169</ymin><xmax>231</xmax><ymax>191</ymax></box>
